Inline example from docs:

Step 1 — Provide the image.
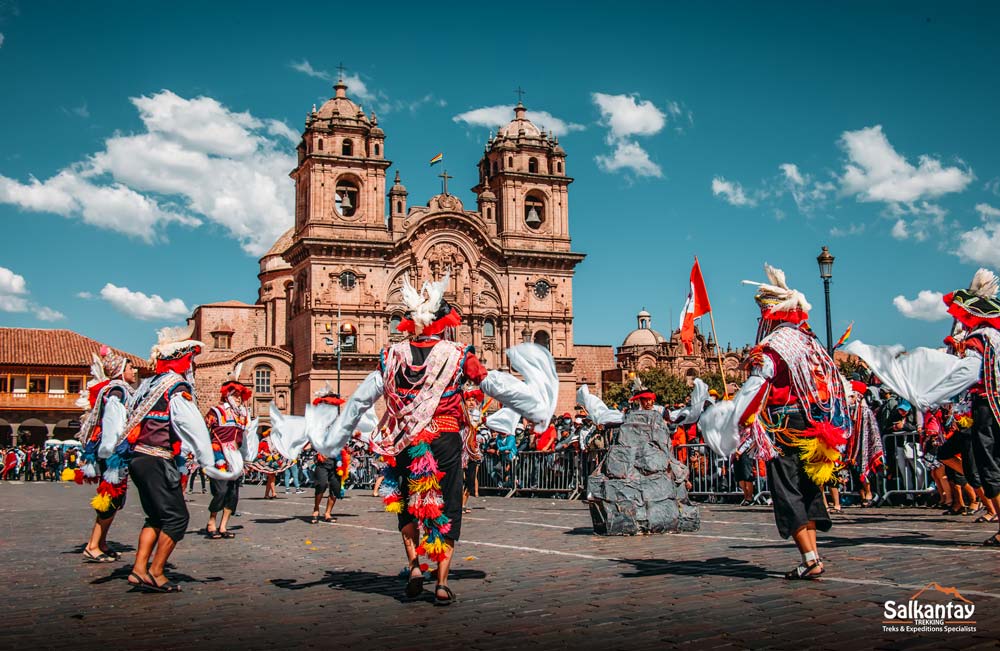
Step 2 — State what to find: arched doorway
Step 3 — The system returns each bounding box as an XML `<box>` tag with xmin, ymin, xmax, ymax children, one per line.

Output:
<box><xmin>0</xmin><ymin>419</ymin><xmax>12</xmax><ymax>447</ymax></box>
<box><xmin>17</xmin><ymin>419</ymin><xmax>50</xmax><ymax>447</ymax></box>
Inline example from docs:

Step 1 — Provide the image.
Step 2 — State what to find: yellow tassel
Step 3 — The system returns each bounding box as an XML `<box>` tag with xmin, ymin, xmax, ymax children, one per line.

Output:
<box><xmin>90</xmin><ymin>492</ymin><xmax>112</xmax><ymax>512</ymax></box>
<box><xmin>408</xmin><ymin>476</ymin><xmax>440</xmax><ymax>493</ymax></box>
<box><xmin>795</xmin><ymin>436</ymin><xmax>841</xmax><ymax>487</ymax></box>
<box><xmin>384</xmin><ymin>501</ymin><xmax>403</xmax><ymax>514</ymax></box>
<box><xmin>61</xmin><ymin>468</ymin><xmax>76</xmax><ymax>482</ymax></box>
<box><xmin>423</xmin><ymin>538</ymin><xmax>450</xmax><ymax>555</ymax></box>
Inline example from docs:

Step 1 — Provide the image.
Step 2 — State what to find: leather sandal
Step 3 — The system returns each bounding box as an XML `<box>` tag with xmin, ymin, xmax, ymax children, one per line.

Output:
<box><xmin>983</xmin><ymin>534</ymin><xmax>1000</xmax><ymax>547</ymax></box>
<box><xmin>784</xmin><ymin>561</ymin><xmax>824</xmax><ymax>580</ymax></box>
<box><xmin>404</xmin><ymin>567</ymin><xmax>424</xmax><ymax>598</ymax></box>
<box><xmin>434</xmin><ymin>584</ymin><xmax>456</xmax><ymax>606</ymax></box>
<box><xmin>82</xmin><ymin>549</ymin><xmax>115</xmax><ymax>563</ymax></box>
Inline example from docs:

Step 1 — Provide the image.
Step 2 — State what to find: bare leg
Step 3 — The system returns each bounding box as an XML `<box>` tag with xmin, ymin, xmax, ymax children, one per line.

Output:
<box><xmin>219</xmin><ymin>508</ymin><xmax>233</xmax><ymax>533</ymax></box>
<box><xmin>789</xmin><ymin>522</ymin><xmax>823</xmax><ymax>576</ymax></box>
<box><xmin>206</xmin><ymin>511</ymin><xmax>219</xmax><ymax>534</ymax></box>
<box><xmin>830</xmin><ymin>486</ymin><xmax>841</xmax><ymax>511</ymax></box>
<box><xmin>311</xmin><ymin>492</ymin><xmax>322</xmax><ymax>520</ymax></box>
<box><xmin>148</xmin><ymin>532</ymin><xmax>178</xmax><ymax>587</ymax></box>
<box><xmin>130</xmin><ymin>526</ymin><xmax>159</xmax><ymax>583</ymax></box>
<box><xmin>85</xmin><ymin>515</ymin><xmax>114</xmax><ymax>556</ymax></box>
<box><xmin>372</xmin><ymin>475</ymin><xmax>384</xmax><ymax>497</ymax></box>
<box><xmin>435</xmin><ymin>538</ymin><xmax>455</xmax><ymax>599</ymax></box>
<box><xmin>324</xmin><ymin>494</ymin><xmax>336</xmax><ymax>520</ymax></box>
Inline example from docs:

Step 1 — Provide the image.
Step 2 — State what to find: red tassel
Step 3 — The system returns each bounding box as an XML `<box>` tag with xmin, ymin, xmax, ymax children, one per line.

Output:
<box><xmin>73</xmin><ymin>469</ymin><xmax>85</xmax><ymax>485</ymax></box>
<box><xmin>806</xmin><ymin>421</ymin><xmax>847</xmax><ymax>449</ymax></box>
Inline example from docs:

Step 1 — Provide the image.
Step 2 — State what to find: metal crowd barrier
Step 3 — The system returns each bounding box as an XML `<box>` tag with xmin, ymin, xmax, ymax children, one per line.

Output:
<box><xmin>235</xmin><ymin>431</ymin><xmax>940</xmax><ymax>505</ymax></box>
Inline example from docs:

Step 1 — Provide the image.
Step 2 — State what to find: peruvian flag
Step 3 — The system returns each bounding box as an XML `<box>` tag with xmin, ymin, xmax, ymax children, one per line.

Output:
<box><xmin>679</xmin><ymin>257</ymin><xmax>712</xmax><ymax>355</ymax></box>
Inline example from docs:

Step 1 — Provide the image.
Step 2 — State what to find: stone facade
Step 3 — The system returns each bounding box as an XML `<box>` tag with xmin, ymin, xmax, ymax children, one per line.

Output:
<box><xmin>602</xmin><ymin>310</ymin><xmax>748</xmax><ymax>394</ymax></box>
<box><xmin>574</xmin><ymin>344</ymin><xmax>616</xmax><ymax>398</ymax></box>
<box><xmin>190</xmin><ymin>79</ymin><xmax>587</xmax><ymax>417</ymax></box>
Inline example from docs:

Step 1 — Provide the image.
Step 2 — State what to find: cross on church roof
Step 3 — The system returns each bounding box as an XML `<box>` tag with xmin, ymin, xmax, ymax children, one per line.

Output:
<box><xmin>336</xmin><ymin>62</ymin><xmax>346</xmax><ymax>82</ymax></box>
<box><xmin>514</xmin><ymin>86</ymin><xmax>526</xmax><ymax>104</ymax></box>
<box><xmin>438</xmin><ymin>169</ymin><xmax>453</xmax><ymax>196</ymax></box>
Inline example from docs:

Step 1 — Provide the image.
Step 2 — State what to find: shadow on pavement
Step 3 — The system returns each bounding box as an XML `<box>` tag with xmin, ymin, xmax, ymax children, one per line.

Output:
<box><xmin>617</xmin><ymin>556</ymin><xmax>772</xmax><ymax>580</ymax></box>
<box><xmin>270</xmin><ymin>568</ymin><xmax>486</xmax><ymax>603</ymax></box>
<box><xmin>90</xmin><ymin>566</ymin><xmax>224</xmax><ymax>586</ymax></box>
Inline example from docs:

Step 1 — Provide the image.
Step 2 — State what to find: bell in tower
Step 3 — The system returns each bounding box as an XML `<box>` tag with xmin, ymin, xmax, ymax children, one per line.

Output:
<box><xmin>525</xmin><ymin>205</ymin><xmax>542</xmax><ymax>227</ymax></box>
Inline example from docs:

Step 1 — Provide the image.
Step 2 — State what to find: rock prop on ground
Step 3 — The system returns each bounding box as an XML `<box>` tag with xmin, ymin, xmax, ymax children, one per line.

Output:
<box><xmin>587</xmin><ymin>409</ymin><xmax>700</xmax><ymax>535</ymax></box>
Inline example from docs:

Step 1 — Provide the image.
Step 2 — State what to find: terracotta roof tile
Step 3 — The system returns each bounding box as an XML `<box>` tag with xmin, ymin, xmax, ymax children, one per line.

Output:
<box><xmin>0</xmin><ymin>328</ymin><xmax>148</xmax><ymax>368</ymax></box>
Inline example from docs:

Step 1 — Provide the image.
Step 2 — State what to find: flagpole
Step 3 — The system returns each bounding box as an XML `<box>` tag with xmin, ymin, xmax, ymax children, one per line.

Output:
<box><xmin>696</xmin><ymin>256</ymin><xmax>729</xmax><ymax>400</ymax></box>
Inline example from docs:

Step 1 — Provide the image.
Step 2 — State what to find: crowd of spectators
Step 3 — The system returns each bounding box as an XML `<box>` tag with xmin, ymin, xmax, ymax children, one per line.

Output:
<box><xmin>1</xmin><ymin>444</ymin><xmax>75</xmax><ymax>481</ymax></box>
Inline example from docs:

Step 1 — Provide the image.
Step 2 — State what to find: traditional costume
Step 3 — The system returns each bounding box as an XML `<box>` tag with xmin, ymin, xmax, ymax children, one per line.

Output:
<box><xmin>700</xmin><ymin>264</ymin><xmax>851</xmax><ymax>578</ymax></box>
<box><xmin>845</xmin><ymin>381</ymin><xmax>884</xmax><ymax>489</ymax></box>
<box><xmin>310</xmin><ymin>386</ymin><xmax>347</xmax><ymax>523</ymax></box>
<box><xmin>205</xmin><ymin>365</ymin><xmax>256</xmax><ymax>539</ymax></box>
<box><xmin>122</xmin><ymin>326</ymin><xmax>241</xmax><ymax>592</ymax></box>
<box><xmin>290</xmin><ymin>272</ymin><xmax>558</xmax><ymax>604</ymax></box>
<box><xmin>76</xmin><ymin>346</ymin><xmax>134</xmax><ymax>562</ymax></box>
<box><xmin>846</xmin><ymin>269</ymin><xmax>1000</xmax><ymax>545</ymax></box>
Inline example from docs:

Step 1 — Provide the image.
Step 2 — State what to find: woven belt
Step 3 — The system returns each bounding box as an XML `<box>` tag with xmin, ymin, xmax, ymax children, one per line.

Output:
<box><xmin>432</xmin><ymin>415</ymin><xmax>461</xmax><ymax>432</ymax></box>
<box><xmin>134</xmin><ymin>443</ymin><xmax>173</xmax><ymax>460</ymax></box>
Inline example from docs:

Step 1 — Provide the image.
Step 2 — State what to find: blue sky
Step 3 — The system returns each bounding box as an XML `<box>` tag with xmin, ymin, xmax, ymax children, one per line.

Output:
<box><xmin>2</xmin><ymin>1</ymin><xmax>1000</xmax><ymax>357</ymax></box>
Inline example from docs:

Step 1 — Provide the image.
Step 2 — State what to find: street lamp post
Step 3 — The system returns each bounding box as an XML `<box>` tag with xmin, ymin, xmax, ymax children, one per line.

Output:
<box><xmin>336</xmin><ymin>306</ymin><xmax>342</xmax><ymax>395</ymax></box>
<box><xmin>816</xmin><ymin>246</ymin><xmax>835</xmax><ymax>355</ymax></box>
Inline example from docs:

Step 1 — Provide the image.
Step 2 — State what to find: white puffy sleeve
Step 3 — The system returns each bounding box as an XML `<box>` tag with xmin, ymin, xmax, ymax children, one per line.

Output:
<box><xmin>576</xmin><ymin>384</ymin><xmax>623</xmax><ymax>427</ymax></box>
<box><xmin>267</xmin><ymin>404</ymin><xmax>307</xmax><ymax>461</ymax></box>
<box><xmin>306</xmin><ymin>402</ymin><xmax>349</xmax><ymax>459</ymax></box>
<box><xmin>240</xmin><ymin>418</ymin><xmax>260</xmax><ymax>462</ymax></box>
<box><xmin>479</xmin><ymin>344</ymin><xmax>559</xmax><ymax>432</ymax></box>
<box><xmin>844</xmin><ymin>341</ymin><xmax>982</xmax><ymax>411</ymax></box>
<box><xmin>698</xmin><ymin>363</ymin><xmax>771</xmax><ymax>458</ymax></box>
<box><xmin>169</xmin><ymin>394</ymin><xmax>239</xmax><ymax>481</ymax></box>
<box><xmin>321</xmin><ymin>371</ymin><xmax>385</xmax><ymax>453</ymax></box>
<box><xmin>485</xmin><ymin>407</ymin><xmax>521</xmax><ymax>436</ymax></box>
<box><xmin>97</xmin><ymin>395</ymin><xmax>127</xmax><ymax>459</ymax></box>
<box><xmin>668</xmin><ymin>378</ymin><xmax>711</xmax><ymax>426</ymax></box>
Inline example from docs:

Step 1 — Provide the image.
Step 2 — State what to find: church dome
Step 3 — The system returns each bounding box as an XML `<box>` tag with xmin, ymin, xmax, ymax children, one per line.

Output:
<box><xmin>621</xmin><ymin>309</ymin><xmax>666</xmax><ymax>348</ymax></box>
<box><xmin>497</xmin><ymin>103</ymin><xmax>543</xmax><ymax>140</ymax></box>
<box><xmin>312</xmin><ymin>80</ymin><xmax>371</xmax><ymax>127</ymax></box>
<box><xmin>259</xmin><ymin>227</ymin><xmax>294</xmax><ymax>273</ymax></box>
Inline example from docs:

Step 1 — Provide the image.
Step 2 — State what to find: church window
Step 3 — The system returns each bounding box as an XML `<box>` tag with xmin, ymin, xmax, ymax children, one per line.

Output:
<box><xmin>483</xmin><ymin>318</ymin><xmax>496</xmax><ymax>338</ymax></box>
<box><xmin>524</xmin><ymin>193</ymin><xmax>545</xmax><ymax>230</ymax></box>
<box><xmin>374</xmin><ymin>143</ymin><xmax>381</xmax><ymax>156</ymax></box>
<box><xmin>557</xmin><ymin>161</ymin><xmax>563</xmax><ymax>173</ymax></box>
<box><xmin>389</xmin><ymin>314</ymin><xmax>402</xmax><ymax>332</ymax></box>
<box><xmin>396</xmin><ymin>200</ymin><xmax>402</xmax><ymax>214</ymax></box>
<box><xmin>213</xmin><ymin>333</ymin><xmax>232</xmax><ymax>350</ymax></box>
<box><xmin>317</xmin><ymin>138</ymin><xmax>323</xmax><ymax>151</ymax></box>
<box><xmin>533</xmin><ymin>280</ymin><xmax>550</xmax><ymax>299</ymax></box>
<box><xmin>528</xmin><ymin>157</ymin><xmax>538</xmax><ymax>173</ymax></box>
<box><xmin>508</xmin><ymin>156</ymin><xmax>513</xmax><ymax>168</ymax></box>
<box><xmin>335</xmin><ymin>180</ymin><xmax>359</xmax><ymax>217</ymax></box>
<box><xmin>491</xmin><ymin>161</ymin><xmax>497</xmax><ymax>175</ymax></box>
<box><xmin>486</xmin><ymin>207</ymin><xmax>492</xmax><ymax>220</ymax></box>
<box><xmin>339</xmin><ymin>271</ymin><xmax>357</xmax><ymax>291</ymax></box>
<box><xmin>342</xmin><ymin>139</ymin><xmax>353</xmax><ymax>156</ymax></box>
<box><xmin>254</xmin><ymin>366</ymin><xmax>273</xmax><ymax>394</ymax></box>
<box><xmin>533</xmin><ymin>330</ymin><xmax>550</xmax><ymax>351</ymax></box>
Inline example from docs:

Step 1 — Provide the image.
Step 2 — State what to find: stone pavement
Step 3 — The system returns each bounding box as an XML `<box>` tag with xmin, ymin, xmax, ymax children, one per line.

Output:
<box><xmin>0</xmin><ymin>480</ymin><xmax>998</xmax><ymax>650</ymax></box>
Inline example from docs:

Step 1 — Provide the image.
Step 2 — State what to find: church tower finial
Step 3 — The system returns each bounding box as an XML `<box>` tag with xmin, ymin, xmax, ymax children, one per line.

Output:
<box><xmin>334</xmin><ymin>62</ymin><xmax>348</xmax><ymax>98</ymax></box>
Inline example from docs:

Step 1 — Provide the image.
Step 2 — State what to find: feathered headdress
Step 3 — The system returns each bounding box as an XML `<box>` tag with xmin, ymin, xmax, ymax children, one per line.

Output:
<box><xmin>220</xmin><ymin>362</ymin><xmax>251</xmax><ymax>401</ymax></box>
<box><xmin>150</xmin><ymin>324</ymin><xmax>204</xmax><ymax>374</ymax></box>
<box><xmin>943</xmin><ymin>268</ymin><xmax>1000</xmax><ymax>331</ymax></box>
<box><xmin>396</xmin><ymin>272</ymin><xmax>461</xmax><ymax>336</ymax></box>
<box><xmin>312</xmin><ymin>381</ymin><xmax>344</xmax><ymax>406</ymax></box>
<box><xmin>742</xmin><ymin>264</ymin><xmax>812</xmax><ymax>323</ymax></box>
<box><xmin>76</xmin><ymin>346</ymin><xmax>130</xmax><ymax>410</ymax></box>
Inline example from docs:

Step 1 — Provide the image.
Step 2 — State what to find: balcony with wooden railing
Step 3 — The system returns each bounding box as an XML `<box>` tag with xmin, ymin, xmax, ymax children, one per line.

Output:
<box><xmin>0</xmin><ymin>392</ymin><xmax>84</xmax><ymax>411</ymax></box>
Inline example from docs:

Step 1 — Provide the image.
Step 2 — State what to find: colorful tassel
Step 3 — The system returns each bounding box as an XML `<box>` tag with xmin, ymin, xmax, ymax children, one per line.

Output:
<box><xmin>90</xmin><ymin>492</ymin><xmax>112</xmax><ymax>512</ymax></box>
<box><xmin>60</xmin><ymin>468</ymin><xmax>76</xmax><ymax>482</ymax></box>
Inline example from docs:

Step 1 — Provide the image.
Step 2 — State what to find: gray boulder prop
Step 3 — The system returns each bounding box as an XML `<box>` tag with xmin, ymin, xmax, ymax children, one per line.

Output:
<box><xmin>587</xmin><ymin>409</ymin><xmax>700</xmax><ymax>535</ymax></box>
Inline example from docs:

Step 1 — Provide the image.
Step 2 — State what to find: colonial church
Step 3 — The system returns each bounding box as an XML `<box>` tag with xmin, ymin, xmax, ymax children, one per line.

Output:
<box><xmin>188</xmin><ymin>78</ymin><xmax>587</xmax><ymax>417</ymax></box>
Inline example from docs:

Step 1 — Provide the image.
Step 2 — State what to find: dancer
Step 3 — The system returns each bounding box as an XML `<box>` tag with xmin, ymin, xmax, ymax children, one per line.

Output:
<box><xmin>310</xmin><ymin>387</ymin><xmax>346</xmax><ymax>524</ymax></box>
<box><xmin>846</xmin><ymin>269</ymin><xmax>1000</xmax><ymax>545</ymax></box>
<box><xmin>122</xmin><ymin>326</ymin><xmax>241</xmax><ymax>593</ymax></box>
<box><xmin>205</xmin><ymin>365</ymin><xmax>254</xmax><ymax>540</ymax></box>
<box><xmin>76</xmin><ymin>346</ymin><xmax>137</xmax><ymax>562</ymax></box>
<box><xmin>295</xmin><ymin>273</ymin><xmax>558</xmax><ymax>605</ymax></box>
<box><xmin>844</xmin><ymin>381</ymin><xmax>883</xmax><ymax>507</ymax></box>
<box><xmin>461</xmin><ymin>388</ymin><xmax>487</xmax><ymax>513</ymax></box>
<box><xmin>699</xmin><ymin>264</ymin><xmax>851</xmax><ymax>579</ymax></box>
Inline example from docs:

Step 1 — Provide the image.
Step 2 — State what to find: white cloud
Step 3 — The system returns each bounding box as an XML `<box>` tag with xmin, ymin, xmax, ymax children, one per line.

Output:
<box><xmin>839</xmin><ymin>125</ymin><xmax>973</xmax><ymax>204</ymax></box>
<box><xmin>975</xmin><ymin>202</ymin><xmax>1000</xmax><ymax>220</ymax></box>
<box><xmin>830</xmin><ymin>223</ymin><xmax>866</xmax><ymax>237</ymax></box>
<box><xmin>0</xmin><ymin>90</ymin><xmax>296</xmax><ymax>255</ymax></box>
<box><xmin>592</xmin><ymin>93</ymin><xmax>666</xmax><ymax>140</ymax></box>
<box><xmin>986</xmin><ymin>178</ymin><xmax>1000</xmax><ymax>196</ymax></box>
<box><xmin>99</xmin><ymin>283</ymin><xmax>190</xmax><ymax>321</ymax></box>
<box><xmin>0</xmin><ymin>33</ymin><xmax>4</xmax><ymax>48</ymax></box>
<box><xmin>957</xmin><ymin>222</ymin><xmax>1000</xmax><ymax>268</ymax></box>
<box><xmin>76</xmin><ymin>291</ymin><xmax>94</xmax><ymax>299</ymax></box>
<box><xmin>34</xmin><ymin>306</ymin><xmax>64</xmax><ymax>321</ymax></box>
<box><xmin>893</xmin><ymin>290</ymin><xmax>948</xmax><ymax>321</ymax></box>
<box><xmin>590</xmin><ymin>92</ymin><xmax>670</xmax><ymax>179</ymax></box>
<box><xmin>0</xmin><ymin>266</ymin><xmax>28</xmax><ymax>312</ymax></box>
<box><xmin>290</xmin><ymin>59</ymin><xmax>329</xmax><ymax>80</ymax></box>
<box><xmin>0</xmin><ymin>265</ymin><xmax>64</xmax><ymax>320</ymax></box>
<box><xmin>452</xmin><ymin>104</ymin><xmax>584</xmax><ymax>137</ymax></box>
<box><xmin>712</xmin><ymin>177</ymin><xmax>756</xmax><ymax>206</ymax></box>
<box><xmin>62</xmin><ymin>102</ymin><xmax>89</xmax><ymax>119</ymax></box>
<box><xmin>780</xmin><ymin>163</ymin><xmax>805</xmax><ymax>186</ymax></box>
<box><xmin>595</xmin><ymin>141</ymin><xmax>662</xmax><ymax>178</ymax></box>
<box><xmin>891</xmin><ymin>218</ymin><xmax>909</xmax><ymax>240</ymax></box>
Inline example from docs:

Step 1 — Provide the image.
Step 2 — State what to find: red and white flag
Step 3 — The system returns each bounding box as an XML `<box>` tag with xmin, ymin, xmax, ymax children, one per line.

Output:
<box><xmin>679</xmin><ymin>258</ymin><xmax>712</xmax><ymax>355</ymax></box>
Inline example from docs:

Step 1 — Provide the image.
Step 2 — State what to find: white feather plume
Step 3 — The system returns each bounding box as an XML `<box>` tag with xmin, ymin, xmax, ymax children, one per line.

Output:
<box><xmin>150</xmin><ymin>323</ymin><xmax>204</xmax><ymax>361</ymax></box>
<box><xmin>969</xmin><ymin>268</ymin><xmax>999</xmax><ymax>299</ymax></box>
<box><xmin>401</xmin><ymin>272</ymin><xmax>450</xmax><ymax>331</ymax></box>
<box><xmin>741</xmin><ymin>263</ymin><xmax>812</xmax><ymax>313</ymax></box>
